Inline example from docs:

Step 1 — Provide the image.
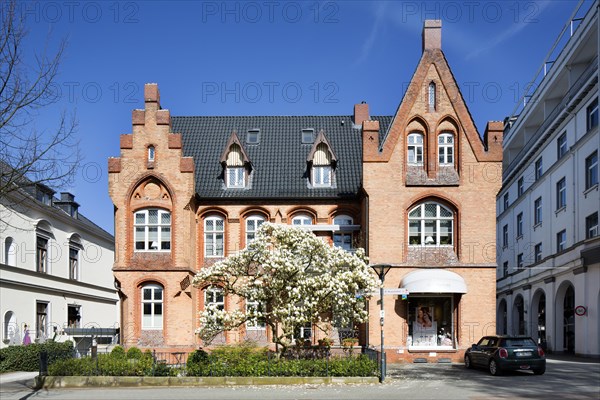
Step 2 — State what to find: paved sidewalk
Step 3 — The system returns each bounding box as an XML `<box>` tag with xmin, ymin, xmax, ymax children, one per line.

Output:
<box><xmin>0</xmin><ymin>371</ymin><xmax>38</xmax><ymax>384</ymax></box>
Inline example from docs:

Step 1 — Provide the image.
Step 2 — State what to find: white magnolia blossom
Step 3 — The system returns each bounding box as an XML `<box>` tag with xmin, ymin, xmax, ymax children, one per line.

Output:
<box><xmin>193</xmin><ymin>223</ymin><xmax>378</xmax><ymax>349</ymax></box>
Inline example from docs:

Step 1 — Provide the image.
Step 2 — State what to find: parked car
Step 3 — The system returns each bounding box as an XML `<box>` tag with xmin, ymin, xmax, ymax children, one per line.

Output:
<box><xmin>464</xmin><ymin>335</ymin><xmax>546</xmax><ymax>375</ymax></box>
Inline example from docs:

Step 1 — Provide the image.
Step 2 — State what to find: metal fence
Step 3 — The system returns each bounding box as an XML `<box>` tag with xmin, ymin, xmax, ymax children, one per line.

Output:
<box><xmin>40</xmin><ymin>346</ymin><xmax>381</xmax><ymax>378</ymax></box>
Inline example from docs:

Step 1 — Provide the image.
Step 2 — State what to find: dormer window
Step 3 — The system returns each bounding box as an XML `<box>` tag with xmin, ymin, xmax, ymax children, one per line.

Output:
<box><xmin>407</xmin><ymin>132</ymin><xmax>424</xmax><ymax>165</ymax></box>
<box><xmin>220</xmin><ymin>132</ymin><xmax>252</xmax><ymax>189</ymax></box>
<box><xmin>246</xmin><ymin>129</ymin><xmax>260</xmax><ymax>144</ymax></box>
<box><xmin>302</xmin><ymin>129</ymin><xmax>314</xmax><ymax>144</ymax></box>
<box><xmin>428</xmin><ymin>82</ymin><xmax>436</xmax><ymax>111</ymax></box>
<box><xmin>148</xmin><ymin>146</ymin><xmax>155</xmax><ymax>162</ymax></box>
<box><xmin>307</xmin><ymin>130</ymin><xmax>337</xmax><ymax>188</ymax></box>
<box><xmin>227</xmin><ymin>165</ymin><xmax>245</xmax><ymax>188</ymax></box>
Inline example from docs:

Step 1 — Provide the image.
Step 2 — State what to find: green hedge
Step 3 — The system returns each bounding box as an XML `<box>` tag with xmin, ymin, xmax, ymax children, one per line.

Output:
<box><xmin>0</xmin><ymin>340</ymin><xmax>74</xmax><ymax>372</ymax></box>
<box><xmin>46</xmin><ymin>344</ymin><xmax>378</xmax><ymax>377</ymax></box>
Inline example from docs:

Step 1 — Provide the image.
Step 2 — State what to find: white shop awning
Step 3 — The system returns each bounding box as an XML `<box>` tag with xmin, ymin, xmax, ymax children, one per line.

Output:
<box><xmin>400</xmin><ymin>269</ymin><xmax>467</xmax><ymax>294</ymax></box>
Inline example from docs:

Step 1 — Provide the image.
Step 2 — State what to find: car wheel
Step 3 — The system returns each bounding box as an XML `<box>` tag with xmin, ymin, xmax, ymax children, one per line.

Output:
<box><xmin>489</xmin><ymin>359</ymin><xmax>502</xmax><ymax>376</ymax></box>
<box><xmin>464</xmin><ymin>355</ymin><xmax>472</xmax><ymax>369</ymax></box>
<box><xmin>533</xmin><ymin>367</ymin><xmax>546</xmax><ymax>375</ymax></box>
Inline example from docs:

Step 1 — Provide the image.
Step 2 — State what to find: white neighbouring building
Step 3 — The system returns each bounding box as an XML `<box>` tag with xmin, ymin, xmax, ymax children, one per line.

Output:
<box><xmin>0</xmin><ymin>171</ymin><xmax>119</xmax><ymax>352</ymax></box>
<box><xmin>496</xmin><ymin>1</ymin><xmax>599</xmax><ymax>357</ymax></box>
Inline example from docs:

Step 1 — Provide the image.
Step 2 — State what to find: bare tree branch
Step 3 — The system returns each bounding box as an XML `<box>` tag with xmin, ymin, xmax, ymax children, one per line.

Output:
<box><xmin>0</xmin><ymin>0</ymin><xmax>80</xmax><ymax>199</ymax></box>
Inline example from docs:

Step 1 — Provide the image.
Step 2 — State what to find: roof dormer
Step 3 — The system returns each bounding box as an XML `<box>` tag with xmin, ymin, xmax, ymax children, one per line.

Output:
<box><xmin>307</xmin><ymin>130</ymin><xmax>337</xmax><ymax>188</ymax></box>
<box><xmin>220</xmin><ymin>131</ymin><xmax>252</xmax><ymax>189</ymax></box>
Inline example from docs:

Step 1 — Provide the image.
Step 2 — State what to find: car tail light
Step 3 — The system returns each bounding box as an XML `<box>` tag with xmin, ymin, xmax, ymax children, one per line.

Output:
<box><xmin>499</xmin><ymin>348</ymin><xmax>508</xmax><ymax>359</ymax></box>
<box><xmin>538</xmin><ymin>346</ymin><xmax>545</xmax><ymax>357</ymax></box>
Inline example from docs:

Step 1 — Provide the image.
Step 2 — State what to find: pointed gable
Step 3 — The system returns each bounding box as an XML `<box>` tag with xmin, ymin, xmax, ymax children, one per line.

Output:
<box><xmin>219</xmin><ymin>131</ymin><xmax>252</xmax><ymax>170</ymax></box>
<box><xmin>376</xmin><ymin>20</ymin><xmax>499</xmax><ymax>163</ymax></box>
<box><xmin>307</xmin><ymin>130</ymin><xmax>337</xmax><ymax>167</ymax></box>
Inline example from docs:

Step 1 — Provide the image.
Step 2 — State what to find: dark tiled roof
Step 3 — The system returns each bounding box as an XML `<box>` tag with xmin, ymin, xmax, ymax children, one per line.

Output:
<box><xmin>172</xmin><ymin>116</ymin><xmax>393</xmax><ymax>200</ymax></box>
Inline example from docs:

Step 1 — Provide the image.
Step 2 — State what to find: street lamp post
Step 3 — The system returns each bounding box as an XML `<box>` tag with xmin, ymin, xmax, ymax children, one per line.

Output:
<box><xmin>371</xmin><ymin>263</ymin><xmax>391</xmax><ymax>383</ymax></box>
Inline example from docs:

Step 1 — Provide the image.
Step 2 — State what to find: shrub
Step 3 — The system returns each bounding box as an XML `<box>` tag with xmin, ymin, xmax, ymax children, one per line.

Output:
<box><xmin>0</xmin><ymin>340</ymin><xmax>74</xmax><ymax>372</ymax></box>
<box><xmin>126</xmin><ymin>347</ymin><xmax>142</xmax><ymax>359</ymax></box>
<box><xmin>110</xmin><ymin>346</ymin><xmax>126</xmax><ymax>359</ymax></box>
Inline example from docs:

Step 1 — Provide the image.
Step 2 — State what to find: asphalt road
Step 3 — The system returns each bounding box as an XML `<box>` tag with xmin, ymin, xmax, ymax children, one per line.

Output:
<box><xmin>1</xmin><ymin>357</ymin><xmax>598</xmax><ymax>400</ymax></box>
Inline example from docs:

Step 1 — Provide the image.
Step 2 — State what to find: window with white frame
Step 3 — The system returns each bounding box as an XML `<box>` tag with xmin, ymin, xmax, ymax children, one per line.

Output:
<box><xmin>585</xmin><ymin>150</ymin><xmax>598</xmax><ymax>190</ymax></box>
<box><xmin>294</xmin><ymin>322</ymin><xmax>312</xmax><ymax>341</ymax></box>
<box><xmin>67</xmin><ymin>305</ymin><xmax>81</xmax><ymax>328</ymax></box>
<box><xmin>556</xmin><ymin>230</ymin><xmax>566</xmax><ymax>252</ymax></box>
<box><xmin>312</xmin><ymin>142</ymin><xmax>333</xmax><ymax>187</ymax></box>
<box><xmin>502</xmin><ymin>225</ymin><xmax>508</xmax><ymax>248</ymax></box>
<box><xmin>535</xmin><ymin>158</ymin><xmax>543</xmax><ymax>181</ymax></box>
<box><xmin>292</xmin><ymin>213</ymin><xmax>312</xmax><ymax>226</ymax></box>
<box><xmin>586</xmin><ymin>212</ymin><xmax>598</xmax><ymax>239</ymax></box>
<box><xmin>516</xmin><ymin>212</ymin><xmax>523</xmax><ymax>237</ymax></box>
<box><xmin>141</xmin><ymin>284</ymin><xmax>163</xmax><ymax>329</ymax></box>
<box><xmin>557</xmin><ymin>132</ymin><xmax>567</xmax><ymax>159</ymax></box>
<box><xmin>407</xmin><ymin>133</ymin><xmax>424</xmax><ymax>165</ymax></box>
<box><xmin>312</xmin><ymin>165</ymin><xmax>332</xmax><ymax>187</ymax></box>
<box><xmin>428</xmin><ymin>82</ymin><xmax>436</xmax><ymax>111</ymax></box>
<box><xmin>205</xmin><ymin>287</ymin><xmax>225</xmax><ymax>327</ymax></box>
<box><xmin>408</xmin><ymin>202</ymin><xmax>453</xmax><ymax>246</ymax></box>
<box><xmin>587</xmin><ymin>97</ymin><xmax>598</xmax><ymax>131</ymax></box>
<box><xmin>438</xmin><ymin>133</ymin><xmax>454</xmax><ymax>165</ymax></box>
<box><xmin>227</xmin><ymin>166</ymin><xmax>245</xmax><ymax>188</ymax></box>
<box><xmin>246</xmin><ymin>215</ymin><xmax>265</xmax><ymax>244</ymax></box>
<box><xmin>556</xmin><ymin>177</ymin><xmax>566</xmax><ymax>210</ymax></box>
<box><xmin>503</xmin><ymin>193</ymin><xmax>509</xmax><ymax>211</ymax></box>
<box><xmin>245</xmin><ymin>299</ymin><xmax>265</xmax><ymax>329</ymax></box>
<box><xmin>225</xmin><ymin>144</ymin><xmax>246</xmax><ymax>188</ymax></box>
<box><xmin>534</xmin><ymin>197</ymin><xmax>542</xmax><ymax>225</ymax></box>
<box><xmin>134</xmin><ymin>209</ymin><xmax>171</xmax><ymax>251</ymax></box>
<box><xmin>534</xmin><ymin>243</ymin><xmax>542</xmax><ymax>263</ymax></box>
<box><xmin>205</xmin><ymin>215</ymin><xmax>225</xmax><ymax>257</ymax></box>
<box><xmin>333</xmin><ymin>215</ymin><xmax>354</xmax><ymax>251</ymax></box>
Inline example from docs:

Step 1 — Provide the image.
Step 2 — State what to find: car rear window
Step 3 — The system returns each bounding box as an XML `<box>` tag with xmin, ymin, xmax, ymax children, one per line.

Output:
<box><xmin>501</xmin><ymin>338</ymin><xmax>536</xmax><ymax>347</ymax></box>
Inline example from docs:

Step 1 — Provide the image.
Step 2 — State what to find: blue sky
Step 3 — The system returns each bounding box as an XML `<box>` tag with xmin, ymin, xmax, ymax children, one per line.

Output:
<box><xmin>12</xmin><ymin>0</ymin><xmax>595</xmax><ymax>234</ymax></box>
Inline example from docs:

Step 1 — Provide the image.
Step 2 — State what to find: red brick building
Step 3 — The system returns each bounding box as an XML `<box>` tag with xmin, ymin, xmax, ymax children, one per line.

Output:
<box><xmin>108</xmin><ymin>20</ymin><xmax>502</xmax><ymax>362</ymax></box>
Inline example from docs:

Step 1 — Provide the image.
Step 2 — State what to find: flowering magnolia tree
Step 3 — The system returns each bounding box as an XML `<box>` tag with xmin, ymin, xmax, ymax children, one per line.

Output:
<box><xmin>192</xmin><ymin>223</ymin><xmax>378</xmax><ymax>352</ymax></box>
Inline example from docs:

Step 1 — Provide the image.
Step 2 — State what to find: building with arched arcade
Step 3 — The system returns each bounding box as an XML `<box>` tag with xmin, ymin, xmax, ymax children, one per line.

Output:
<box><xmin>496</xmin><ymin>2</ymin><xmax>599</xmax><ymax>357</ymax></box>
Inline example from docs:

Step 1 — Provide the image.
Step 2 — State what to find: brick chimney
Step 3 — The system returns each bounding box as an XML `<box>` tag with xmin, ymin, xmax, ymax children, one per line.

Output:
<box><xmin>422</xmin><ymin>20</ymin><xmax>442</xmax><ymax>52</ymax></box>
<box><xmin>353</xmin><ymin>102</ymin><xmax>369</xmax><ymax>128</ymax></box>
<box><xmin>484</xmin><ymin>121</ymin><xmax>504</xmax><ymax>162</ymax></box>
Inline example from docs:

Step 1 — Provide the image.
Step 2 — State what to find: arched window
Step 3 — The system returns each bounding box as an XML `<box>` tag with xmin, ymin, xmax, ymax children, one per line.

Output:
<box><xmin>4</xmin><ymin>237</ymin><xmax>16</xmax><ymax>267</ymax></box>
<box><xmin>292</xmin><ymin>213</ymin><xmax>313</xmax><ymax>226</ymax></box>
<box><xmin>333</xmin><ymin>215</ymin><xmax>354</xmax><ymax>251</ymax></box>
<box><xmin>246</xmin><ymin>214</ymin><xmax>265</xmax><ymax>244</ymax></box>
<box><xmin>407</xmin><ymin>133</ymin><xmax>424</xmax><ymax>165</ymax></box>
<box><xmin>141</xmin><ymin>284</ymin><xmax>163</xmax><ymax>330</ymax></box>
<box><xmin>134</xmin><ymin>209</ymin><xmax>171</xmax><ymax>251</ymax></box>
<box><xmin>148</xmin><ymin>145</ymin><xmax>155</xmax><ymax>162</ymax></box>
<box><xmin>205</xmin><ymin>215</ymin><xmax>225</xmax><ymax>257</ymax></box>
<box><xmin>428</xmin><ymin>82</ymin><xmax>436</xmax><ymax>111</ymax></box>
<box><xmin>438</xmin><ymin>133</ymin><xmax>454</xmax><ymax>165</ymax></box>
<box><xmin>408</xmin><ymin>202</ymin><xmax>454</xmax><ymax>246</ymax></box>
